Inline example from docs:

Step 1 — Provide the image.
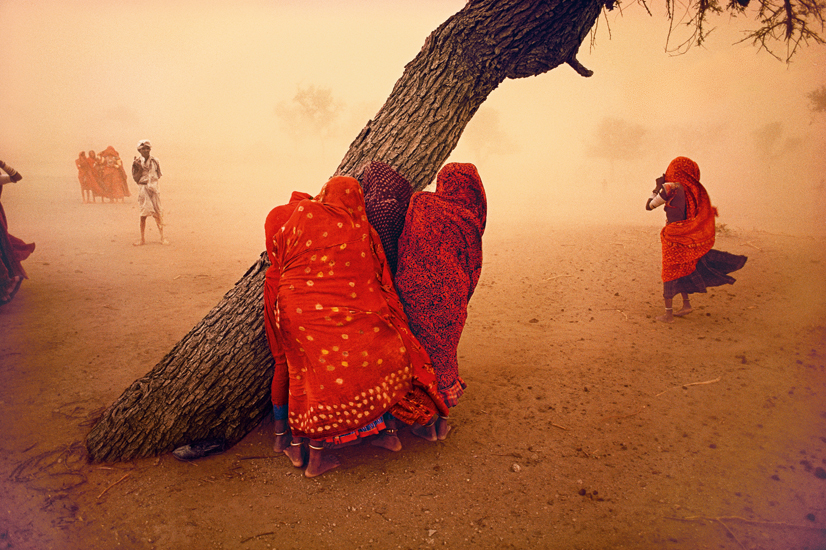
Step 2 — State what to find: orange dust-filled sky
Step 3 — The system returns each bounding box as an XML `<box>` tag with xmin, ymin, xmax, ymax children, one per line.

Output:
<box><xmin>1</xmin><ymin>0</ymin><xmax>824</xmax><ymax>234</ymax></box>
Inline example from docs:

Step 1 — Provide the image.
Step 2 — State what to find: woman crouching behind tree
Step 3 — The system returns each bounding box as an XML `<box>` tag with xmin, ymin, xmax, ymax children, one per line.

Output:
<box><xmin>263</xmin><ymin>176</ymin><xmax>447</xmax><ymax>478</ymax></box>
<box><xmin>395</xmin><ymin>163</ymin><xmax>487</xmax><ymax>441</ymax></box>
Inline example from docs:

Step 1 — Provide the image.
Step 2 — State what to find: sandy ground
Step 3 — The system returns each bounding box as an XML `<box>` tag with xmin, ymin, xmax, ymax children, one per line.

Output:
<box><xmin>1</xmin><ymin>176</ymin><xmax>825</xmax><ymax>550</ymax></box>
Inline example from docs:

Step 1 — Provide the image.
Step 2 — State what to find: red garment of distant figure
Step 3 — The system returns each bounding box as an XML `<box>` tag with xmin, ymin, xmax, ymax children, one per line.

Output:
<box><xmin>0</xmin><ymin>188</ymin><xmax>35</xmax><ymax>305</ymax></box>
<box><xmin>100</xmin><ymin>146</ymin><xmax>131</xmax><ymax>199</ymax></box>
<box><xmin>76</xmin><ymin>153</ymin><xmax>91</xmax><ymax>196</ymax></box>
<box><xmin>659</xmin><ymin>157</ymin><xmax>717</xmax><ymax>282</ymax></box>
<box><xmin>264</xmin><ymin>177</ymin><xmax>447</xmax><ymax>441</ymax></box>
<box><xmin>83</xmin><ymin>154</ymin><xmax>107</xmax><ymax>199</ymax></box>
<box><xmin>394</xmin><ymin>163</ymin><xmax>487</xmax><ymax>407</ymax></box>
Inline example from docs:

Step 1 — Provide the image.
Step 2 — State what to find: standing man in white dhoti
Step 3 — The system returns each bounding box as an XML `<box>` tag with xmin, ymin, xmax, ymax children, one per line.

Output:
<box><xmin>131</xmin><ymin>140</ymin><xmax>167</xmax><ymax>246</ymax></box>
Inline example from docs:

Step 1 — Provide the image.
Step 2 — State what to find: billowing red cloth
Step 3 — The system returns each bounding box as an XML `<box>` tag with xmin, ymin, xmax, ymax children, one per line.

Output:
<box><xmin>0</xmin><ymin>194</ymin><xmax>35</xmax><ymax>305</ymax></box>
<box><xmin>361</xmin><ymin>162</ymin><xmax>413</xmax><ymax>274</ymax></box>
<box><xmin>100</xmin><ymin>146</ymin><xmax>130</xmax><ymax>199</ymax></box>
<box><xmin>394</xmin><ymin>163</ymin><xmax>486</xmax><ymax>405</ymax></box>
<box><xmin>265</xmin><ymin>177</ymin><xmax>447</xmax><ymax>440</ymax></box>
<box><xmin>82</xmin><ymin>154</ymin><xmax>107</xmax><ymax>198</ymax></box>
<box><xmin>660</xmin><ymin>157</ymin><xmax>717</xmax><ymax>282</ymax></box>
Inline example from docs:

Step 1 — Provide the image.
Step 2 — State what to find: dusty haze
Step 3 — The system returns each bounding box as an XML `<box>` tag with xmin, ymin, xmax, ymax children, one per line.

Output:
<box><xmin>1</xmin><ymin>0</ymin><xmax>824</xmax><ymax>237</ymax></box>
<box><xmin>2</xmin><ymin>3</ymin><xmax>826</xmax><ymax>549</ymax></box>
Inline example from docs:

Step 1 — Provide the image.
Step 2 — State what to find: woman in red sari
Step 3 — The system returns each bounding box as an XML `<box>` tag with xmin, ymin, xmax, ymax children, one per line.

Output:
<box><xmin>263</xmin><ymin>176</ymin><xmax>447</xmax><ymax>477</ymax></box>
<box><xmin>394</xmin><ymin>163</ymin><xmax>487</xmax><ymax>441</ymax></box>
<box><xmin>83</xmin><ymin>150</ymin><xmax>107</xmax><ymax>202</ymax></box>
<box><xmin>100</xmin><ymin>146</ymin><xmax>130</xmax><ymax>202</ymax></box>
<box><xmin>645</xmin><ymin>156</ymin><xmax>747</xmax><ymax>323</ymax></box>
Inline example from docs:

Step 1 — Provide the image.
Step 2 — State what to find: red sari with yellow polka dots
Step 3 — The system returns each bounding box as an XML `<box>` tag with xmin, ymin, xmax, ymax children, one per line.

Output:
<box><xmin>266</xmin><ymin>176</ymin><xmax>447</xmax><ymax>441</ymax></box>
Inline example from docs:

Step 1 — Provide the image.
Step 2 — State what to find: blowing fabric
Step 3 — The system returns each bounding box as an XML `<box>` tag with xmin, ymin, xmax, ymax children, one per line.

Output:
<box><xmin>660</xmin><ymin>157</ymin><xmax>717</xmax><ymax>282</ymax></box>
<box><xmin>0</xmin><ymin>188</ymin><xmax>35</xmax><ymax>304</ymax></box>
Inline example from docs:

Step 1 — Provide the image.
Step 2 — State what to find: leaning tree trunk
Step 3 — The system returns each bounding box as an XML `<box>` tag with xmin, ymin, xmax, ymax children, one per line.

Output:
<box><xmin>85</xmin><ymin>0</ymin><xmax>603</xmax><ymax>461</ymax></box>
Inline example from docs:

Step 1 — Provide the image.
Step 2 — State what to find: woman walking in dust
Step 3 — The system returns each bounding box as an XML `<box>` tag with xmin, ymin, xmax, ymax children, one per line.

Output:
<box><xmin>645</xmin><ymin>156</ymin><xmax>747</xmax><ymax>323</ymax></box>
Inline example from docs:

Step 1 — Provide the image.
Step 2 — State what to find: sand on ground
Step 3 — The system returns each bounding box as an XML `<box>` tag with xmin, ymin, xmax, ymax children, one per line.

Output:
<box><xmin>1</xmin><ymin>175</ymin><xmax>825</xmax><ymax>550</ymax></box>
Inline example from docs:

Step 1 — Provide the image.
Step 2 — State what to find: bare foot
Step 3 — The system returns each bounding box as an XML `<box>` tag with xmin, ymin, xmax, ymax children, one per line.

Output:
<box><xmin>133</xmin><ymin>240</ymin><xmax>145</xmax><ymax>246</ymax></box>
<box><xmin>371</xmin><ymin>431</ymin><xmax>402</xmax><ymax>452</ymax></box>
<box><xmin>656</xmin><ymin>313</ymin><xmax>674</xmax><ymax>323</ymax></box>
<box><xmin>436</xmin><ymin>417</ymin><xmax>452</xmax><ymax>441</ymax></box>
<box><xmin>273</xmin><ymin>433</ymin><xmax>291</xmax><ymax>453</ymax></box>
<box><xmin>674</xmin><ymin>305</ymin><xmax>693</xmax><ymax>317</ymax></box>
<box><xmin>161</xmin><ymin>239</ymin><xmax>170</xmax><ymax>245</ymax></box>
<box><xmin>304</xmin><ymin>451</ymin><xmax>340</xmax><ymax>478</ymax></box>
<box><xmin>284</xmin><ymin>443</ymin><xmax>306</xmax><ymax>468</ymax></box>
<box><xmin>411</xmin><ymin>422</ymin><xmax>437</xmax><ymax>442</ymax></box>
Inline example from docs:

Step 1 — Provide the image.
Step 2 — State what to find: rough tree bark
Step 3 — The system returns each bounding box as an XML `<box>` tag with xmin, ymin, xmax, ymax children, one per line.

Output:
<box><xmin>85</xmin><ymin>0</ymin><xmax>604</xmax><ymax>461</ymax></box>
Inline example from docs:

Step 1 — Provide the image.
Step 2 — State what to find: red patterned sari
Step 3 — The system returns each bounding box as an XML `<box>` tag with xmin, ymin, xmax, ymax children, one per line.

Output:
<box><xmin>264</xmin><ymin>177</ymin><xmax>447</xmax><ymax>442</ymax></box>
<box><xmin>394</xmin><ymin>163</ymin><xmax>486</xmax><ymax>407</ymax></box>
<box><xmin>660</xmin><ymin>157</ymin><xmax>717</xmax><ymax>282</ymax></box>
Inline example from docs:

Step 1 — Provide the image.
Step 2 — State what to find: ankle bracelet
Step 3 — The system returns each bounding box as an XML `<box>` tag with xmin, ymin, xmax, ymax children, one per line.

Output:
<box><xmin>275</xmin><ymin>430</ymin><xmax>288</xmax><ymax>436</ymax></box>
<box><xmin>309</xmin><ymin>444</ymin><xmax>324</xmax><ymax>451</ymax></box>
<box><xmin>290</xmin><ymin>441</ymin><xmax>303</xmax><ymax>447</ymax></box>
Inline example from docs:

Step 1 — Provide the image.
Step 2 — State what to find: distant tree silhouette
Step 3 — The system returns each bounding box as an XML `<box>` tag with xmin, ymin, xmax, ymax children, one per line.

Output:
<box><xmin>807</xmin><ymin>84</ymin><xmax>826</xmax><ymax>113</ymax></box>
<box><xmin>586</xmin><ymin>116</ymin><xmax>648</xmax><ymax>180</ymax></box>
<box><xmin>752</xmin><ymin>120</ymin><xmax>784</xmax><ymax>158</ymax></box>
<box><xmin>461</xmin><ymin>107</ymin><xmax>519</xmax><ymax>164</ymax></box>
<box><xmin>275</xmin><ymin>84</ymin><xmax>343</xmax><ymax>156</ymax></box>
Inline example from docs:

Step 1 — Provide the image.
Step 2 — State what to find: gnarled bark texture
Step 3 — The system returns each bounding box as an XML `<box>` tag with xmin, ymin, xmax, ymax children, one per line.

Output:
<box><xmin>85</xmin><ymin>0</ymin><xmax>603</xmax><ymax>461</ymax></box>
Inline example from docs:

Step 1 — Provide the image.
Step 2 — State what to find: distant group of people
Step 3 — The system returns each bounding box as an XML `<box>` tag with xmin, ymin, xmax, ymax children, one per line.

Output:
<box><xmin>75</xmin><ymin>147</ymin><xmax>131</xmax><ymax>203</ymax></box>
<box><xmin>2</xmin><ymin>138</ymin><xmax>167</xmax><ymax>305</ymax></box>
<box><xmin>263</xmin><ymin>162</ymin><xmax>486</xmax><ymax>477</ymax></box>
<box><xmin>74</xmin><ymin>140</ymin><xmax>166</xmax><ymax>245</ymax></box>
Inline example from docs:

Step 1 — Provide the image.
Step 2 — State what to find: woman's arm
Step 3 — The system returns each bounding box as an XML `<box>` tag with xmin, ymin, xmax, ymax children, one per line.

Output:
<box><xmin>0</xmin><ymin>160</ymin><xmax>22</xmax><ymax>184</ymax></box>
<box><xmin>646</xmin><ymin>175</ymin><xmax>666</xmax><ymax>211</ymax></box>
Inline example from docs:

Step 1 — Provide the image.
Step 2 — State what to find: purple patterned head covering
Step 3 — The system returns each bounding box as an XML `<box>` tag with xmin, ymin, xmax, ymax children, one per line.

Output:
<box><xmin>361</xmin><ymin>161</ymin><xmax>413</xmax><ymax>274</ymax></box>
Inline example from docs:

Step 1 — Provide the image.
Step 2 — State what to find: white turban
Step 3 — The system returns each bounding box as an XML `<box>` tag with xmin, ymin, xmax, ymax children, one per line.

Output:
<box><xmin>137</xmin><ymin>140</ymin><xmax>152</xmax><ymax>150</ymax></box>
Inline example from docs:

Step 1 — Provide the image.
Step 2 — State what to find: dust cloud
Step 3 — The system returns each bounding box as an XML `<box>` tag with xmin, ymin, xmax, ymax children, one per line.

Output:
<box><xmin>1</xmin><ymin>0</ymin><xmax>824</xmax><ymax>241</ymax></box>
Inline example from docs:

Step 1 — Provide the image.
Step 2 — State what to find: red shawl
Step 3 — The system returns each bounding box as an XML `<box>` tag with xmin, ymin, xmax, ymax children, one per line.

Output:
<box><xmin>265</xmin><ymin>177</ymin><xmax>446</xmax><ymax>440</ymax></box>
<box><xmin>394</xmin><ymin>163</ymin><xmax>486</xmax><ymax>403</ymax></box>
<box><xmin>660</xmin><ymin>156</ymin><xmax>717</xmax><ymax>282</ymax></box>
<box><xmin>100</xmin><ymin>146</ymin><xmax>130</xmax><ymax>199</ymax></box>
<box><xmin>83</xmin><ymin>154</ymin><xmax>107</xmax><ymax>198</ymax></box>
